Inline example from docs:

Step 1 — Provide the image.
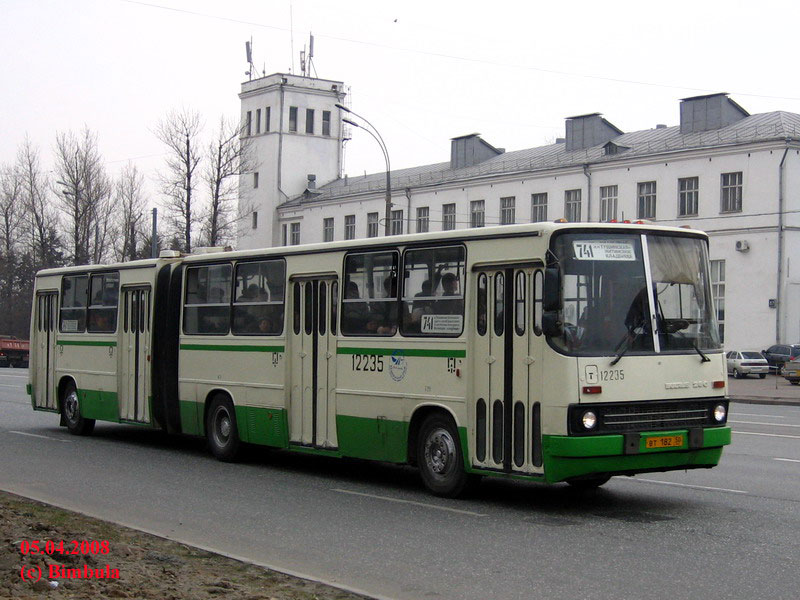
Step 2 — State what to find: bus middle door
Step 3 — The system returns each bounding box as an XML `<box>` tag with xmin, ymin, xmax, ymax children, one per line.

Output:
<box><xmin>33</xmin><ymin>292</ymin><xmax>58</xmax><ymax>410</ymax></box>
<box><xmin>289</xmin><ymin>277</ymin><xmax>338</xmax><ymax>449</ymax></box>
<box><xmin>118</xmin><ymin>286</ymin><xmax>151</xmax><ymax>423</ymax></box>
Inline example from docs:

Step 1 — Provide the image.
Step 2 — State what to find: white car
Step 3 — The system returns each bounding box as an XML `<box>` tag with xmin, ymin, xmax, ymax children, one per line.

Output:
<box><xmin>726</xmin><ymin>351</ymin><xmax>769</xmax><ymax>379</ymax></box>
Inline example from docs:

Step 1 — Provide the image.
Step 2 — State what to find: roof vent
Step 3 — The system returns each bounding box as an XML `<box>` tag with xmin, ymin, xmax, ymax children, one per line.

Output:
<box><xmin>555</xmin><ymin>137</ymin><xmax>566</xmax><ymax>144</ymax></box>
<box><xmin>656</xmin><ymin>124</ymin><xmax>667</xmax><ymax>129</ymax></box>
<box><xmin>450</xmin><ymin>133</ymin><xmax>504</xmax><ymax>169</ymax></box>
<box><xmin>307</xmin><ymin>174</ymin><xmax>316</xmax><ymax>189</ymax></box>
<box><xmin>679</xmin><ymin>93</ymin><xmax>748</xmax><ymax>134</ymax></box>
<box><xmin>564</xmin><ymin>113</ymin><xmax>623</xmax><ymax>151</ymax></box>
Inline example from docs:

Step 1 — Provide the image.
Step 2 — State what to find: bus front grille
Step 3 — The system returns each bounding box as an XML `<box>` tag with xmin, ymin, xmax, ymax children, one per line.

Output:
<box><xmin>568</xmin><ymin>399</ymin><xmax>727</xmax><ymax>435</ymax></box>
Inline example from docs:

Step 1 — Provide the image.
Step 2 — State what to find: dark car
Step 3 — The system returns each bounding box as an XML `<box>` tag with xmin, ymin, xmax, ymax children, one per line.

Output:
<box><xmin>761</xmin><ymin>344</ymin><xmax>800</xmax><ymax>373</ymax></box>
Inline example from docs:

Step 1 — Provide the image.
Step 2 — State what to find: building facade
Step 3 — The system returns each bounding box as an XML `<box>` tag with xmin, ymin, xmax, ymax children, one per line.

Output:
<box><xmin>238</xmin><ymin>78</ymin><xmax>800</xmax><ymax>352</ymax></box>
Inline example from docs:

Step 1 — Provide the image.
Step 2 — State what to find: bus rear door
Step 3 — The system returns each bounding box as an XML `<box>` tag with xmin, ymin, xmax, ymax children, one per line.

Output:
<box><xmin>33</xmin><ymin>292</ymin><xmax>58</xmax><ymax>410</ymax></box>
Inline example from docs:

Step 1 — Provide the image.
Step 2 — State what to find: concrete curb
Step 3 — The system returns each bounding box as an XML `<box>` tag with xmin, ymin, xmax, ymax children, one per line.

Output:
<box><xmin>729</xmin><ymin>396</ymin><xmax>800</xmax><ymax>407</ymax></box>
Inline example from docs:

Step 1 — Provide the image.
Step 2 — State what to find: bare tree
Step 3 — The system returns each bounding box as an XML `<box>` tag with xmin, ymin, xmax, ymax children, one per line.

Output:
<box><xmin>156</xmin><ymin>108</ymin><xmax>203</xmax><ymax>253</ymax></box>
<box><xmin>113</xmin><ymin>163</ymin><xmax>147</xmax><ymax>262</ymax></box>
<box><xmin>53</xmin><ymin>128</ymin><xmax>114</xmax><ymax>265</ymax></box>
<box><xmin>0</xmin><ymin>164</ymin><xmax>26</xmax><ymax>335</ymax></box>
<box><xmin>199</xmin><ymin>116</ymin><xmax>254</xmax><ymax>248</ymax></box>
<box><xmin>17</xmin><ymin>137</ymin><xmax>62</xmax><ymax>271</ymax></box>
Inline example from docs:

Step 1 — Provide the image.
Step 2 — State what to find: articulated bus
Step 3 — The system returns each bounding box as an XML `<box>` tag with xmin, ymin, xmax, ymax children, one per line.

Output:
<box><xmin>29</xmin><ymin>222</ymin><xmax>731</xmax><ymax>497</ymax></box>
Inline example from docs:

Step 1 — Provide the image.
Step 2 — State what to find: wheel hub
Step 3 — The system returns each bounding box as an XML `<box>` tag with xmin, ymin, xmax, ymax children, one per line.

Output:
<box><xmin>425</xmin><ymin>428</ymin><xmax>455</xmax><ymax>475</ymax></box>
<box><xmin>65</xmin><ymin>392</ymin><xmax>79</xmax><ymax>422</ymax></box>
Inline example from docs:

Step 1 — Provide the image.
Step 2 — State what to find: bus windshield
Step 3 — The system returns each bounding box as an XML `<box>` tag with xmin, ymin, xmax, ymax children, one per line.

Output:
<box><xmin>550</xmin><ymin>232</ymin><xmax>721</xmax><ymax>356</ymax></box>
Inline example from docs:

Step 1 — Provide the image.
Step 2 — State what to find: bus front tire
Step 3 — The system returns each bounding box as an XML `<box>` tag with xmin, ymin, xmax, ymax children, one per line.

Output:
<box><xmin>206</xmin><ymin>395</ymin><xmax>241</xmax><ymax>462</ymax></box>
<box><xmin>61</xmin><ymin>383</ymin><xmax>95</xmax><ymax>436</ymax></box>
<box><xmin>566</xmin><ymin>475</ymin><xmax>611</xmax><ymax>490</ymax></box>
<box><xmin>417</xmin><ymin>414</ymin><xmax>472</xmax><ymax>498</ymax></box>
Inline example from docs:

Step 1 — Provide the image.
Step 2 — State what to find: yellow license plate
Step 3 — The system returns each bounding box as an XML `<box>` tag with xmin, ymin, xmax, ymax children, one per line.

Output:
<box><xmin>645</xmin><ymin>435</ymin><xmax>684</xmax><ymax>449</ymax></box>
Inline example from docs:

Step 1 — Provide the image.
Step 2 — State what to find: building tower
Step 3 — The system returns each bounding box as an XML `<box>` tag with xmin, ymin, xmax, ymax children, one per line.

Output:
<box><xmin>237</xmin><ymin>73</ymin><xmax>346</xmax><ymax>249</ymax></box>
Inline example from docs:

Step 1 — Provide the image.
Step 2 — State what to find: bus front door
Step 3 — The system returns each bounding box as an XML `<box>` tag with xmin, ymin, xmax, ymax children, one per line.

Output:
<box><xmin>118</xmin><ymin>287</ymin><xmax>151</xmax><ymax>423</ymax></box>
<box><xmin>473</xmin><ymin>268</ymin><xmax>543</xmax><ymax>475</ymax></box>
<box><xmin>289</xmin><ymin>278</ymin><xmax>338</xmax><ymax>449</ymax></box>
<box><xmin>33</xmin><ymin>292</ymin><xmax>58</xmax><ymax>410</ymax></box>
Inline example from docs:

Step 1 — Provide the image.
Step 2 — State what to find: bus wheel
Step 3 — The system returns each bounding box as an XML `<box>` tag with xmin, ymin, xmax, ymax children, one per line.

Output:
<box><xmin>206</xmin><ymin>395</ymin><xmax>241</xmax><ymax>462</ymax></box>
<box><xmin>61</xmin><ymin>382</ymin><xmax>95</xmax><ymax>436</ymax></box>
<box><xmin>417</xmin><ymin>414</ymin><xmax>470</xmax><ymax>498</ymax></box>
<box><xmin>566</xmin><ymin>475</ymin><xmax>611</xmax><ymax>490</ymax></box>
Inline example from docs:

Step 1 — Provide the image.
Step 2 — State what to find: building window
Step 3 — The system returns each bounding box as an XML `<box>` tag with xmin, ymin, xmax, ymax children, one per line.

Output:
<box><xmin>565</xmin><ymin>189</ymin><xmax>582</xmax><ymax>222</ymax></box>
<box><xmin>500</xmin><ymin>196</ymin><xmax>515</xmax><ymax>225</ymax></box>
<box><xmin>531</xmin><ymin>193</ymin><xmax>547</xmax><ymax>222</ymax></box>
<box><xmin>322</xmin><ymin>110</ymin><xmax>331</xmax><ymax>136</ymax></box>
<box><xmin>710</xmin><ymin>259</ymin><xmax>725</xmax><ymax>344</ymax></box>
<box><xmin>416</xmin><ymin>207</ymin><xmax>429</xmax><ymax>233</ymax></box>
<box><xmin>367</xmin><ymin>212</ymin><xmax>379</xmax><ymax>238</ymax></box>
<box><xmin>599</xmin><ymin>185</ymin><xmax>618</xmax><ymax>222</ymax></box>
<box><xmin>289</xmin><ymin>107</ymin><xmax>298</xmax><ymax>132</ymax></box>
<box><xmin>323</xmin><ymin>217</ymin><xmax>334</xmax><ymax>242</ymax></box>
<box><xmin>245</xmin><ymin>111</ymin><xmax>252</xmax><ymax>136</ymax></box>
<box><xmin>265</xmin><ymin>106</ymin><xmax>271</xmax><ymax>132</ymax></box>
<box><xmin>344</xmin><ymin>215</ymin><xmax>356</xmax><ymax>240</ymax></box>
<box><xmin>637</xmin><ymin>181</ymin><xmax>657</xmax><ymax>219</ymax></box>
<box><xmin>390</xmin><ymin>209</ymin><xmax>404</xmax><ymax>235</ymax></box>
<box><xmin>721</xmin><ymin>172</ymin><xmax>742</xmax><ymax>213</ymax></box>
<box><xmin>255</xmin><ymin>108</ymin><xmax>261</xmax><ymax>134</ymax></box>
<box><xmin>442</xmin><ymin>203</ymin><xmax>456</xmax><ymax>230</ymax></box>
<box><xmin>306</xmin><ymin>109</ymin><xmax>315</xmax><ymax>134</ymax></box>
<box><xmin>252</xmin><ymin>211</ymin><xmax>258</xmax><ymax>230</ymax></box>
<box><xmin>290</xmin><ymin>222</ymin><xmax>300</xmax><ymax>245</ymax></box>
<box><xmin>253</xmin><ymin>172</ymin><xmax>259</xmax><ymax>189</ymax></box>
<box><xmin>470</xmin><ymin>200</ymin><xmax>485</xmax><ymax>228</ymax></box>
<box><xmin>282</xmin><ymin>224</ymin><xmax>287</xmax><ymax>246</ymax></box>
<box><xmin>678</xmin><ymin>177</ymin><xmax>699</xmax><ymax>217</ymax></box>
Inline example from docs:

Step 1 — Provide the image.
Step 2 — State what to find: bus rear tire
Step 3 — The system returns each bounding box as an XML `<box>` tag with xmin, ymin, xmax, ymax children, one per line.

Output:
<box><xmin>566</xmin><ymin>475</ymin><xmax>611</xmax><ymax>490</ymax></box>
<box><xmin>61</xmin><ymin>382</ymin><xmax>95</xmax><ymax>436</ymax></box>
<box><xmin>206</xmin><ymin>395</ymin><xmax>241</xmax><ymax>462</ymax></box>
<box><xmin>417</xmin><ymin>413</ymin><xmax>471</xmax><ymax>498</ymax></box>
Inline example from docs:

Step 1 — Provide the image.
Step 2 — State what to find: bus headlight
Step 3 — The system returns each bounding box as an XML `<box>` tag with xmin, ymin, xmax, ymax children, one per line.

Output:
<box><xmin>581</xmin><ymin>410</ymin><xmax>597</xmax><ymax>430</ymax></box>
<box><xmin>713</xmin><ymin>404</ymin><xmax>727</xmax><ymax>423</ymax></box>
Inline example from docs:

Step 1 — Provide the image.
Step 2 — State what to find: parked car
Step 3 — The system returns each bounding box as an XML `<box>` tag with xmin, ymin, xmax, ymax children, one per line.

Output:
<box><xmin>761</xmin><ymin>344</ymin><xmax>800</xmax><ymax>374</ymax></box>
<box><xmin>783</xmin><ymin>361</ymin><xmax>800</xmax><ymax>385</ymax></box>
<box><xmin>726</xmin><ymin>350</ymin><xmax>769</xmax><ymax>378</ymax></box>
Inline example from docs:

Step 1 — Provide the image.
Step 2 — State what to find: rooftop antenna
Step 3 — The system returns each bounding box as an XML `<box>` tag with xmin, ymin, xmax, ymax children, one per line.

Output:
<box><xmin>308</xmin><ymin>33</ymin><xmax>317</xmax><ymax>78</ymax></box>
<box><xmin>244</xmin><ymin>37</ymin><xmax>256</xmax><ymax>81</ymax></box>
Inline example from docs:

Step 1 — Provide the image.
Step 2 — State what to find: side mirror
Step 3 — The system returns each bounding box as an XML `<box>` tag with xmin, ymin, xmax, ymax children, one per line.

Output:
<box><xmin>543</xmin><ymin>267</ymin><xmax>562</xmax><ymax>312</ymax></box>
<box><xmin>542</xmin><ymin>311</ymin><xmax>563</xmax><ymax>337</ymax></box>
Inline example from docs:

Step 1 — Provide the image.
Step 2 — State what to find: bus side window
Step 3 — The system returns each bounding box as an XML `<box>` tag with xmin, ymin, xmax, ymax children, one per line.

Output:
<box><xmin>60</xmin><ymin>274</ymin><xmax>88</xmax><ymax>333</ymax></box>
<box><xmin>183</xmin><ymin>264</ymin><xmax>232</xmax><ymax>335</ymax></box>
<box><xmin>232</xmin><ymin>259</ymin><xmax>285</xmax><ymax>336</ymax></box>
<box><xmin>514</xmin><ymin>271</ymin><xmax>526</xmax><ymax>336</ymax></box>
<box><xmin>87</xmin><ymin>272</ymin><xmax>119</xmax><ymax>333</ymax></box>
<box><xmin>400</xmin><ymin>245</ymin><xmax>465</xmax><ymax>337</ymax></box>
<box><xmin>341</xmin><ymin>250</ymin><xmax>398</xmax><ymax>336</ymax></box>
<box><xmin>331</xmin><ymin>281</ymin><xmax>338</xmax><ymax>336</ymax></box>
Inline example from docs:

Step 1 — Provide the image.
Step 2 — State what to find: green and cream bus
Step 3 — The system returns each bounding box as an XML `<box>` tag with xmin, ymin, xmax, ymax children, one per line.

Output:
<box><xmin>29</xmin><ymin>221</ymin><xmax>731</xmax><ymax>497</ymax></box>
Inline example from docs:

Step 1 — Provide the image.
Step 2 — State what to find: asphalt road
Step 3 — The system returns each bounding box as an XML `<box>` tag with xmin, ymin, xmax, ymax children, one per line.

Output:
<box><xmin>2</xmin><ymin>368</ymin><xmax>799</xmax><ymax>600</ymax></box>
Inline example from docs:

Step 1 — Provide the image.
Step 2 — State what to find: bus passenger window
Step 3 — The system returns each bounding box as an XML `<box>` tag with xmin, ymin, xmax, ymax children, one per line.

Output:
<box><xmin>232</xmin><ymin>260</ymin><xmax>285</xmax><ymax>336</ymax></box>
<box><xmin>477</xmin><ymin>273</ymin><xmax>487</xmax><ymax>336</ymax></box>
<box><xmin>400</xmin><ymin>245</ymin><xmax>465</xmax><ymax>336</ymax></box>
<box><xmin>183</xmin><ymin>264</ymin><xmax>232</xmax><ymax>335</ymax></box>
<box><xmin>87</xmin><ymin>272</ymin><xmax>119</xmax><ymax>333</ymax></box>
<box><xmin>60</xmin><ymin>274</ymin><xmax>88</xmax><ymax>332</ymax></box>
<box><xmin>514</xmin><ymin>271</ymin><xmax>526</xmax><ymax>336</ymax></box>
<box><xmin>341</xmin><ymin>251</ymin><xmax>399</xmax><ymax>336</ymax></box>
<box><xmin>533</xmin><ymin>270</ymin><xmax>543</xmax><ymax>336</ymax></box>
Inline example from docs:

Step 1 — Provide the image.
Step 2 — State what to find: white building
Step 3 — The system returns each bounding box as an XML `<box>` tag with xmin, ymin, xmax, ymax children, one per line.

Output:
<box><xmin>238</xmin><ymin>76</ymin><xmax>800</xmax><ymax>352</ymax></box>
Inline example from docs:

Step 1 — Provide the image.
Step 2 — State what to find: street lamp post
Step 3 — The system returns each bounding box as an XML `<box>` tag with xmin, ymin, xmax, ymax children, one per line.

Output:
<box><xmin>335</xmin><ymin>104</ymin><xmax>392</xmax><ymax>236</ymax></box>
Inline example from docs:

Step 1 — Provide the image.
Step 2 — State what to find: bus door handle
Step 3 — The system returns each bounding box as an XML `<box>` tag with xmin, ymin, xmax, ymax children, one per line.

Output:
<box><xmin>486</xmin><ymin>356</ymin><xmax>496</xmax><ymax>364</ymax></box>
<box><xmin>326</xmin><ymin>351</ymin><xmax>332</xmax><ymax>359</ymax></box>
<box><xmin>299</xmin><ymin>351</ymin><xmax>307</xmax><ymax>358</ymax></box>
<box><xmin>525</xmin><ymin>356</ymin><xmax>535</xmax><ymax>365</ymax></box>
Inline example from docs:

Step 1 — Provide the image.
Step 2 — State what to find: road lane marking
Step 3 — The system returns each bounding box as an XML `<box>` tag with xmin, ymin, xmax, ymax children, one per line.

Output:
<box><xmin>774</xmin><ymin>458</ymin><xmax>800</xmax><ymax>463</ymax></box>
<box><xmin>331</xmin><ymin>488</ymin><xmax>488</xmax><ymax>517</ymax></box>
<box><xmin>8</xmin><ymin>431</ymin><xmax>73</xmax><ymax>443</ymax></box>
<box><xmin>730</xmin><ymin>420</ymin><xmax>800</xmax><ymax>428</ymax></box>
<box><xmin>734</xmin><ymin>431</ymin><xmax>800</xmax><ymax>440</ymax></box>
<box><xmin>624</xmin><ymin>478</ymin><xmax>747</xmax><ymax>494</ymax></box>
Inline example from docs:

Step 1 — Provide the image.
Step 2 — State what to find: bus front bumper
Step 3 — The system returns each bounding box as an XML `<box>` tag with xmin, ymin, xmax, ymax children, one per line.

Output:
<box><xmin>542</xmin><ymin>426</ymin><xmax>732</xmax><ymax>483</ymax></box>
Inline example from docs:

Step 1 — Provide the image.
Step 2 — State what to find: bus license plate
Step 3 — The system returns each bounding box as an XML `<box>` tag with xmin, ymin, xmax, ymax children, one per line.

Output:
<box><xmin>645</xmin><ymin>435</ymin><xmax>684</xmax><ymax>449</ymax></box>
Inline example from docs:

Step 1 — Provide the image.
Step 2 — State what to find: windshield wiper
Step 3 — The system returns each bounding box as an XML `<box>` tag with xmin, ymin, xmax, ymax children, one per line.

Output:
<box><xmin>610</xmin><ymin>333</ymin><xmax>635</xmax><ymax>366</ymax></box>
<box><xmin>672</xmin><ymin>330</ymin><xmax>710</xmax><ymax>362</ymax></box>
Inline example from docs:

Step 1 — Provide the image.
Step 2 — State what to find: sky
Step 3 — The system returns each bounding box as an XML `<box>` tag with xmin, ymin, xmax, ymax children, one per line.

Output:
<box><xmin>3</xmin><ymin>0</ymin><xmax>800</xmax><ymax>209</ymax></box>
